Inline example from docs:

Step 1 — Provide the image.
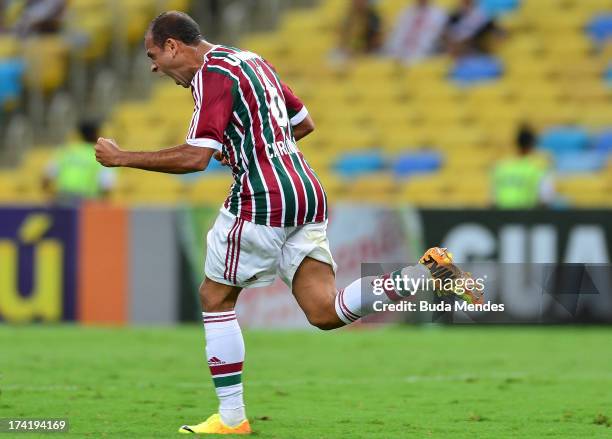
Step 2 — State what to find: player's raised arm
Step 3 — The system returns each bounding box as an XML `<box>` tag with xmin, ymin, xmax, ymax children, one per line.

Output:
<box><xmin>94</xmin><ymin>139</ymin><xmax>217</xmax><ymax>174</ymax></box>
<box><xmin>95</xmin><ymin>62</ymin><xmax>235</xmax><ymax>174</ymax></box>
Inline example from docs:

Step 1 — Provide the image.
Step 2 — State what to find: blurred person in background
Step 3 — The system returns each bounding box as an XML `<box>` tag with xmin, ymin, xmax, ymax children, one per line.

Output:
<box><xmin>492</xmin><ymin>124</ymin><xmax>555</xmax><ymax>209</ymax></box>
<box><xmin>335</xmin><ymin>0</ymin><xmax>382</xmax><ymax>60</ymax></box>
<box><xmin>44</xmin><ymin>120</ymin><xmax>115</xmax><ymax>205</ymax></box>
<box><xmin>443</xmin><ymin>0</ymin><xmax>500</xmax><ymax>57</ymax></box>
<box><xmin>383</xmin><ymin>0</ymin><xmax>447</xmax><ymax>65</ymax></box>
<box><xmin>8</xmin><ymin>0</ymin><xmax>66</xmax><ymax>36</ymax></box>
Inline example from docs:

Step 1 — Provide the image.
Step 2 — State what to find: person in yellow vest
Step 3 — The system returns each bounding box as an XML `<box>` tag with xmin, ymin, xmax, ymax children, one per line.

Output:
<box><xmin>44</xmin><ymin>120</ymin><xmax>115</xmax><ymax>204</ymax></box>
<box><xmin>492</xmin><ymin>124</ymin><xmax>555</xmax><ymax>208</ymax></box>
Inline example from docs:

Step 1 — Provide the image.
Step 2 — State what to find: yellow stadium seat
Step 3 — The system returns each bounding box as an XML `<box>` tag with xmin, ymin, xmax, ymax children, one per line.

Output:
<box><xmin>470</xmin><ymin>101</ymin><xmax>522</xmax><ymax>125</ymax></box>
<box><xmin>111</xmin><ymin>169</ymin><xmax>185</xmax><ymax>205</ymax></box>
<box><xmin>556</xmin><ymin>174</ymin><xmax>609</xmax><ymax>194</ymax></box>
<box><xmin>281</xmin><ymin>10</ymin><xmax>327</xmax><ymax>35</ymax></box>
<box><xmin>0</xmin><ymin>171</ymin><xmax>21</xmax><ymax>202</ymax></box>
<box><xmin>465</xmin><ymin>81</ymin><xmax>515</xmax><ymax>102</ymax></box>
<box><xmin>344</xmin><ymin>173</ymin><xmax>398</xmax><ymax>204</ymax></box>
<box><xmin>241</xmin><ymin>34</ymin><xmax>289</xmax><ymax>60</ymax></box>
<box><xmin>186</xmin><ymin>175</ymin><xmax>234</xmax><ymax>205</ymax></box>
<box><xmin>504</xmin><ymin>58</ymin><xmax>555</xmax><ymax>80</ymax></box>
<box><xmin>542</xmin><ymin>36</ymin><xmax>594</xmax><ymax>60</ymax></box>
<box><xmin>66</xmin><ymin>0</ymin><xmax>113</xmax><ymax>61</ymax></box>
<box><xmin>510</xmin><ymin>80</ymin><xmax>564</xmax><ymax>101</ymax></box>
<box><xmin>408</xmin><ymin>79</ymin><xmax>463</xmax><ymax>101</ymax></box>
<box><xmin>21</xmin><ymin>148</ymin><xmax>55</xmax><ymax>174</ymax></box>
<box><xmin>315</xmin><ymin>171</ymin><xmax>347</xmax><ymax>199</ymax></box>
<box><xmin>401</xmin><ymin>174</ymin><xmax>455</xmax><ymax>206</ymax></box>
<box><xmin>161</xmin><ymin>0</ymin><xmax>191</xmax><ymax>11</ymax></box>
<box><xmin>0</xmin><ymin>35</ymin><xmax>18</xmax><ymax>57</ymax></box>
<box><xmin>325</xmin><ymin>130</ymin><xmax>381</xmax><ymax>151</ymax></box>
<box><xmin>577</xmin><ymin>105</ymin><xmax>612</xmax><ymax>129</ymax></box>
<box><xmin>403</xmin><ymin>57</ymin><xmax>452</xmax><ymax>82</ymax></box>
<box><xmin>108</xmin><ymin>0</ymin><xmax>156</xmax><ymax>46</ymax></box>
<box><xmin>381</xmin><ymin>127</ymin><xmax>433</xmax><ymax>151</ymax></box>
<box><xmin>21</xmin><ymin>36</ymin><xmax>69</xmax><ymax>94</ymax></box>
<box><xmin>419</xmin><ymin>102</ymin><xmax>472</xmax><ymax>125</ymax></box>
<box><xmin>348</xmin><ymin>59</ymin><xmax>402</xmax><ymax>82</ymax></box>
<box><xmin>444</xmin><ymin>148</ymin><xmax>496</xmax><ymax>171</ymax></box>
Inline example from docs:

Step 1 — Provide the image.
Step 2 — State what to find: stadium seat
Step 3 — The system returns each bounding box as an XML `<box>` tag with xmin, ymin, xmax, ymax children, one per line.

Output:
<box><xmin>186</xmin><ymin>175</ymin><xmax>234</xmax><ymax>205</ymax></box>
<box><xmin>480</xmin><ymin>0</ymin><xmax>521</xmax><ymax>16</ymax></box>
<box><xmin>593</xmin><ymin>130</ymin><xmax>612</xmax><ymax>154</ymax></box>
<box><xmin>333</xmin><ymin>151</ymin><xmax>386</xmax><ymax>177</ymax></box>
<box><xmin>450</xmin><ymin>56</ymin><xmax>504</xmax><ymax>85</ymax></box>
<box><xmin>539</xmin><ymin>127</ymin><xmax>589</xmax><ymax>154</ymax></box>
<box><xmin>0</xmin><ymin>59</ymin><xmax>25</xmax><ymax>109</ymax></box>
<box><xmin>555</xmin><ymin>151</ymin><xmax>606</xmax><ymax>173</ymax></box>
<box><xmin>0</xmin><ymin>35</ymin><xmax>18</xmax><ymax>57</ymax></box>
<box><xmin>605</xmin><ymin>62</ymin><xmax>612</xmax><ymax>84</ymax></box>
<box><xmin>112</xmin><ymin>169</ymin><xmax>185</xmax><ymax>205</ymax></box>
<box><xmin>344</xmin><ymin>173</ymin><xmax>398</xmax><ymax>204</ymax></box>
<box><xmin>392</xmin><ymin>151</ymin><xmax>443</xmax><ymax>178</ymax></box>
<box><xmin>586</xmin><ymin>14</ymin><xmax>612</xmax><ymax>44</ymax></box>
<box><xmin>22</xmin><ymin>37</ymin><xmax>69</xmax><ymax>94</ymax></box>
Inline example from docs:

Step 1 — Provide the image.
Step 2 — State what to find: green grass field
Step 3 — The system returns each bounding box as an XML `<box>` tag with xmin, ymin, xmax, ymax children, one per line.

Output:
<box><xmin>1</xmin><ymin>326</ymin><xmax>611</xmax><ymax>438</ymax></box>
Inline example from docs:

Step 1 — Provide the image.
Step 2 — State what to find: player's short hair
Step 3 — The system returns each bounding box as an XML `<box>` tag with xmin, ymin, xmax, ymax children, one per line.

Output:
<box><xmin>148</xmin><ymin>11</ymin><xmax>202</xmax><ymax>48</ymax></box>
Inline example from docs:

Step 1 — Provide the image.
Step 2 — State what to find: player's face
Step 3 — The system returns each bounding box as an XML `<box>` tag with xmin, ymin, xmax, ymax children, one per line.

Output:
<box><xmin>144</xmin><ymin>32</ymin><xmax>191</xmax><ymax>88</ymax></box>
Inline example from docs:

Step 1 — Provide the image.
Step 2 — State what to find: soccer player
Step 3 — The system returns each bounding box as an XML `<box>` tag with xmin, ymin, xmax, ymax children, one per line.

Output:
<box><xmin>94</xmin><ymin>11</ymin><xmax>483</xmax><ymax>435</ymax></box>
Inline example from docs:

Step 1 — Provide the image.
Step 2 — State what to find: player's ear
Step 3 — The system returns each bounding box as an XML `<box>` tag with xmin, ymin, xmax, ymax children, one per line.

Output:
<box><xmin>166</xmin><ymin>38</ymin><xmax>179</xmax><ymax>57</ymax></box>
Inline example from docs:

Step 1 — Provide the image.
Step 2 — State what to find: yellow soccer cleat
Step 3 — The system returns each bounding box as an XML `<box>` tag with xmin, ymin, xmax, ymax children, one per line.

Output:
<box><xmin>178</xmin><ymin>414</ymin><xmax>252</xmax><ymax>435</ymax></box>
<box><xmin>419</xmin><ymin>247</ymin><xmax>484</xmax><ymax>305</ymax></box>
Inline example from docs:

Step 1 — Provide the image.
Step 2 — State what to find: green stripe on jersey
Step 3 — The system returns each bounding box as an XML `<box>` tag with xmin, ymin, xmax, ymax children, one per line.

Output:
<box><xmin>290</xmin><ymin>154</ymin><xmax>317</xmax><ymax>222</ymax></box>
<box><xmin>215</xmin><ymin>52</ymin><xmax>299</xmax><ymax>225</ymax></box>
<box><xmin>224</xmin><ymin>123</ymin><xmax>245</xmax><ymax>214</ymax></box>
<box><xmin>213</xmin><ymin>373</ymin><xmax>242</xmax><ymax>388</ymax></box>
<box><xmin>211</xmin><ymin>63</ymin><xmax>269</xmax><ymax>224</ymax></box>
<box><xmin>238</xmin><ymin>58</ymin><xmax>299</xmax><ymax>225</ymax></box>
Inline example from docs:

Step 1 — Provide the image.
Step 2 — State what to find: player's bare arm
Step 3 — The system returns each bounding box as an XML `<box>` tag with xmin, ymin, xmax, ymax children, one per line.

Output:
<box><xmin>292</xmin><ymin>114</ymin><xmax>315</xmax><ymax>141</ymax></box>
<box><xmin>94</xmin><ymin>137</ymin><xmax>216</xmax><ymax>173</ymax></box>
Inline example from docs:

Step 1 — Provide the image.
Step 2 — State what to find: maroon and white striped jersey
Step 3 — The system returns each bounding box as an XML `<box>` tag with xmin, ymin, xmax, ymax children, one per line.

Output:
<box><xmin>186</xmin><ymin>45</ymin><xmax>327</xmax><ymax>227</ymax></box>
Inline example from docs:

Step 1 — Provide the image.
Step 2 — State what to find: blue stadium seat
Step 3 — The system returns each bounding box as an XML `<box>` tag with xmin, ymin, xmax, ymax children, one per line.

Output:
<box><xmin>393</xmin><ymin>151</ymin><xmax>443</xmax><ymax>178</ymax></box>
<box><xmin>333</xmin><ymin>150</ymin><xmax>386</xmax><ymax>177</ymax></box>
<box><xmin>587</xmin><ymin>14</ymin><xmax>612</xmax><ymax>44</ymax></box>
<box><xmin>450</xmin><ymin>56</ymin><xmax>503</xmax><ymax>85</ymax></box>
<box><xmin>0</xmin><ymin>59</ymin><xmax>25</xmax><ymax>108</ymax></box>
<box><xmin>555</xmin><ymin>151</ymin><xmax>606</xmax><ymax>173</ymax></box>
<box><xmin>593</xmin><ymin>130</ymin><xmax>612</xmax><ymax>154</ymax></box>
<box><xmin>605</xmin><ymin>62</ymin><xmax>612</xmax><ymax>84</ymax></box>
<box><xmin>479</xmin><ymin>0</ymin><xmax>520</xmax><ymax>16</ymax></box>
<box><xmin>539</xmin><ymin>127</ymin><xmax>589</xmax><ymax>155</ymax></box>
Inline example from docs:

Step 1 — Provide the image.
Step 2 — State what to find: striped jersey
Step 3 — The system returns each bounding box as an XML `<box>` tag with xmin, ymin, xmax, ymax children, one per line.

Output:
<box><xmin>186</xmin><ymin>45</ymin><xmax>327</xmax><ymax>227</ymax></box>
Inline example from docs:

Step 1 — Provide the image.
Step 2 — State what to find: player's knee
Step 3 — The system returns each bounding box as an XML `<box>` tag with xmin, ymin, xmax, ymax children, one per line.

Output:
<box><xmin>307</xmin><ymin>311</ymin><xmax>342</xmax><ymax>331</ymax></box>
<box><xmin>199</xmin><ymin>286</ymin><xmax>236</xmax><ymax>312</ymax></box>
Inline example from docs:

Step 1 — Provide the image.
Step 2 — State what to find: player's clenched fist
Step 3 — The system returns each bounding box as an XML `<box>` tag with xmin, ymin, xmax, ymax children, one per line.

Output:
<box><xmin>95</xmin><ymin>137</ymin><xmax>124</xmax><ymax>167</ymax></box>
<box><xmin>213</xmin><ymin>150</ymin><xmax>229</xmax><ymax>166</ymax></box>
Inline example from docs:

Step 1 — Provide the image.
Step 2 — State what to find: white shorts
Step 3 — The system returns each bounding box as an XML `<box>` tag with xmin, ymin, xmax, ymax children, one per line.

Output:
<box><xmin>205</xmin><ymin>208</ymin><xmax>337</xmax><ymax>288</ymax></box>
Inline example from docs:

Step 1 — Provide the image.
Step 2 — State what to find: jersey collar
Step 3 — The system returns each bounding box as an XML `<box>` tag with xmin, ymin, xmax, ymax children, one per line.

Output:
<box><xmin>191</xmin><ymin>44</ymin><xmax>221</xmax><ymax>88</ymax></box>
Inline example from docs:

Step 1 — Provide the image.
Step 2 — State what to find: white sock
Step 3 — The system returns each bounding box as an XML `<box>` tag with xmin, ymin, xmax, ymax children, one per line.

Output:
<box><xmin>334</xmin><ymin>264</ymin><xmax>430</xmax><ymax>324</ymax></box>
<box><xmin>202</xmin><ymin>311</ymin><xmax>246</xmax><ymax>427</ymax></box>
